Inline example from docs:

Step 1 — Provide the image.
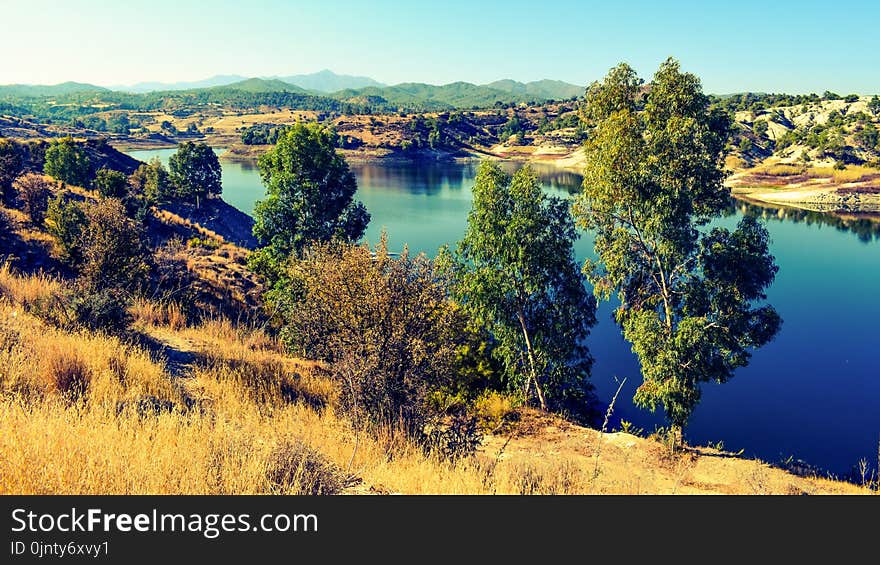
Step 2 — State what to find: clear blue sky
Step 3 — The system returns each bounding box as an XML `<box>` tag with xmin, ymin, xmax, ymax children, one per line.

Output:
<box><xmin>2</xmin><ymin>0</ymin><xmax>878</xmax><ymax>93</ymax></box>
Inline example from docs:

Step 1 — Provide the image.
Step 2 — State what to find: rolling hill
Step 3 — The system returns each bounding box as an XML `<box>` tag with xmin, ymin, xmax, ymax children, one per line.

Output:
<box><xmin>116</xmin><ymin>75</ymin><xmax>247</xmax><ymax>93</ymax></box>
<box><xmin>486</xmin><ymin>79</ymin><xmax>583</xmax><ymax>101</ymax></box>
<box><xmin>277</xmin><ymin>69</ymin><xmax>385</xmax><ymax>92</ymax></box>
<box><xmin>0</xmin><ymin>82</ymin><xmax>108</xmax><ymax>98</ymax></box>
<box><xmin>212</xmin><ymin>78</ymin><xmax>308</xmax><ymax>93</ymax></box>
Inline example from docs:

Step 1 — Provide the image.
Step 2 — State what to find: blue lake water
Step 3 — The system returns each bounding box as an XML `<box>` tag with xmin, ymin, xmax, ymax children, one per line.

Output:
<box><xmin>129</xmin><ymin>147</ymin><xmax>880</xmax><ymax>476</ymax></box>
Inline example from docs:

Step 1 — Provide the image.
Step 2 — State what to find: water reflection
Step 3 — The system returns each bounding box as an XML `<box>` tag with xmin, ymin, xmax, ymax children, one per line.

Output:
<box><xmin>731</xmin><ymin>199</ymin><xmax>880</xmax><ymax>243</ymax></box>
<box><xmin>349</xmin><ymin>161</ymin><xmax>475</xmax><ymax>196</ymax></box>
<box><xmin>349</xmin><ymin>159</ymin><xmax>584</xmax><ymax>196</ymax></box>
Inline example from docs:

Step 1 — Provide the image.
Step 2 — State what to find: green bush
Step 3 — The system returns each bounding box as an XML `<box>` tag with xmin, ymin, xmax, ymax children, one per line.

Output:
<box><xmin>94</xmin><ymin>167</ymin><xmax>128</xmax><ymax>199</ymax></box>
<box><xmin>45</xmin><ymin>195</ymin><xmax>88</xmax><ymax>265</ymax></box>
<box><xmin>68</xmin><ymin>288</ymin><xmax>132</xmax><ymax>334</ymax></box>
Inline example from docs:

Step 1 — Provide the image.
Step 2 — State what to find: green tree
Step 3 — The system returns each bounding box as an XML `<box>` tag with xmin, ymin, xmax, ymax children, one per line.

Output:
<box><xmin>94</xmin><ymin>167</ymin><xmax>128</xmax><ymax>199</ymax></box>
<box><xmin>574</xmin><ymin>59</ymin><xmax>782</xmax><ymax>435</ymax></box>
<box><xmin>753</xmin><ymin>119</ymin><xmax>768</xmax><ymax>138</ymax></box>
<box><xmin>0</xmin><ymin>138</ymin><xmax>24</xmax><ymax>201</ymax></box>
<box><xmin>854</xmin><ymin>123</ymin><xmax>879</xmax><ymax>152</ymax></box>
<box><xmin>78</xmin><ymin>198</ymin><xmax>151</xmax><ymax>291</ymax></box>
<box><xmin>168</xmin><ymin>142</ymin><xmax>222</xmax><ymax>202</ymax></box>
<box><xmin>46</xmin><ymin>194</ymin><xmax>88</xmax><ymax>265</ymax></box>
<box><xmin>43</xmin><ymin>137</ymin><xmax>91</xmax><ymax>187</ymax></box>
<box><xmin>250</xmin><ymin>122</ymin><xmax>370</xmax><ymax>287</ymax></box>
<box><xmin>442</xmin><ymin>162</ymin><xmax>597</xmax><ymax>417</ymax></box>
<box><xmin>129</xmin><ymin>157</ymin><xmax>171</xmax><ymax>203</ymax></box>
<box><xmin>868</xmin><ymin>95</ymin><xmax>880</xmax><ymax>116</ymax></box>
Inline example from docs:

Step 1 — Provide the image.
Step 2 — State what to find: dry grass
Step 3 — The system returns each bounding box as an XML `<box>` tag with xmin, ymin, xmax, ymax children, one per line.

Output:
<box><xmin>130</xmin><ymin>297</ymin><xmax>187</xmax><ymax>330</ymax></box>
<box><xmin>0</xmin><ymin>267</ymin><xmax>871</xmax><ymax>495</ymax></box>
<box><xmin>760</xmin><ymin>164</ymin><xmax>805</xmax><ymax>176</ymax></box>
<box><xmin>0</xmin><ymin>261</ymin><xmax>64</xmax><ymax>311</ymax></box>
<box><xmin>808</xmin><ymin>165</ymin><xmax>880</xmax><ymax>183</ymax></box>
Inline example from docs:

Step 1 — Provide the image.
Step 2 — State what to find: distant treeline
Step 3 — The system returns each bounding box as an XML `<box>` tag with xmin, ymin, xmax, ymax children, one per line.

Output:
<box><xmin>709</xmin><ymin>91</ymin><xmax>865</xmax><ymax>113</ymax></box>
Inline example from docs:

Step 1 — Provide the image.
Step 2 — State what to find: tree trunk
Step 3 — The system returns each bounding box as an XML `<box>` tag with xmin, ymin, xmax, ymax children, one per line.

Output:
<box><xmin>517</xmin><ymin>310</ymin><xmax>547</xmax><ymax>411</ymax></box>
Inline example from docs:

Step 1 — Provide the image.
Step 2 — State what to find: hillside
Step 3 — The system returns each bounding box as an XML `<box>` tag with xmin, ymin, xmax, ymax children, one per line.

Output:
<box><xmin>0</xmin><ymin>81</ymin><xmax>108</xmax><ymax>98</ymax></box>
<box><xmin>279</xmin><ymin>69</ymin><xmax>385</xmax><ymax>92</ymax></box>
<box><xmin>215</xmin><ymin>78</ymin><xmax>308</xmax><ymax>94</ymax></box>
<box><xmin>486</xmin><ymin>79</ymin><xmax>583</xmax><ymax>101</ymax></box>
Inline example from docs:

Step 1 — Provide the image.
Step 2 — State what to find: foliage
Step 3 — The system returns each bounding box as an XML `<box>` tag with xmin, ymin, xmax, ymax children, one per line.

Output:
<box><xmin>78</xmin><ymin>198</ymin><xmax>151</xmax><ymax>291</ymax></box>
<box><xmin>442</xmin><ymin>162</ymin><xmax>597</xmax><ymax>419</ymax></box>
<box><xmin>277</xmin><ymin>236</ymin><xmax>466</xmax><ymax>432</ymax></box>
<box><xmin>0</xmin><ymin>138</ymin><xmax>24</xmax><ymax>200</ymax></box>
<box><xmin>93</xmin><ymin>167</ymin><xmax>128</xmax><ymax>199</ymax></box>
<box><xmin>575</xmin><ymin>59</ymin><xmax>782</xmax><ymax>430</ymax></box>
<box><xmin>129</xmin><ymin>157</ymin><xmax>172</xmax><ymax>204</ymax></box>
<box><xmin>45</xmin><ymin>194</ymin><xmax>88</xmax><ymax>265</ymax></box>
<box><xmin>753</xmin><ymin>119</ymin><xmax>768</xmax><ymax>138</ymax></box>
<box><xmin>43</xmin><ymin>137</ymin><xmax>91</xmax><ymax>187</ymax></box>
<box><xmin>12</xmin><ymin>173</ymin><xmax>52</xmax><ymax>224</ymax></box>
<box><xmin>168</xmin><ymin>142</ymin><xmax>222</xmax><ymax>201</ymax></box>
<box><xmin>250</xmin><ymin>122</ymin><xmax>369</xmax><ymax>289</ymax></box>
<box><xmin>67</xmin><ymin>288</ymin><xmax>132</xmax><ymax>334</ymax></box>
<box><xmin>241</xmin><ymin>124</ymin><xmax>290</xmax><ymax>145</ymax></box>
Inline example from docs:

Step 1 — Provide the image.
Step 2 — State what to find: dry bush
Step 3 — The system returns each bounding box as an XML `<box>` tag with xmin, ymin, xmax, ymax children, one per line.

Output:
<box><xmin>12</xmin><ymin>173</ymin><xmax>52</xmax><ymax>224</ymax></box>
<box><xmin>41</xmin><ymin>342</ymin><xmax>91</xmax><ymax>400</ymax></box>
<box><xmin>280</xmin><ymin>237</ymin><xmax>466</xmax><ymax>432</ymax></box>
<box><xmin>266</xmin><ymin>439</ymin><xmax>344</xmax><ymax>495</ymax></box>
<box><xmin>473</xmin><ymin>390</ymin><xmax>518</xmax><ymax>432</ymax></box>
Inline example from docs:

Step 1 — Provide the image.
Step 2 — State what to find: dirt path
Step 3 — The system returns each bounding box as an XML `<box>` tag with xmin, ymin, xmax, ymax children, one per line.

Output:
<box><xmin>135</xmin><ymin>326</ymin><xmax>201</xmax><ymax>379</ymax></box>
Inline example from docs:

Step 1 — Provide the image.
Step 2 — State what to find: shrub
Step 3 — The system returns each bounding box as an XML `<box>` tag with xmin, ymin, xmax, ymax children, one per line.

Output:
<box><xmin>45</xmin><ymin>194</ymin><xmax>87</xmax><ymax>265</ymax></box>
<box><xmin>277</xmin><ymin>236</ymin><xmax>466</xmax><ymax>433</ymax></box>
<box><xmin>42</xmin><ymin>343</ymin><xmax>91</xmax><ymax>401</ymax></box>
<box><xmin>422</xmin><ymin>416</ymin><xmax>481</xmax><ymax>461</ymax></box>
<box><xmin>0</xmin><ymin>138</ymin><xmax>24</xmax><ymax>201</ymax></box>
<box><xmin>68</xmin><ymin>288</ymin><xmax>132</xmax><ymax>334</ymax></box>
<box><xmin>12</xmin><ymin>173</ymin><xmax>52</xmax><ymax>224</ymax></box>
<box><xmin>473</xmin><ymin>390</ymin><xmax>518</xmax><ymax>432</ymax></box>
<box><xmin>94</xmin><ymin>168</ymin><xmax>128</xmax><ymax>199</ymax></box>
<box><xmin>265</xmin><ymin>440</ymin><xmax>344</xmax><ymax>495</ymax></box>
<box><xmin>79</xmin><ymin>198</ymin><xmax>151</xmax><ymax>291</ymax></box>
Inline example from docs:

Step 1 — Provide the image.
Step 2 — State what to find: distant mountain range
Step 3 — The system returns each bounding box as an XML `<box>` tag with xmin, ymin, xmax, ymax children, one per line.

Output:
<box><xmin>110</xmin><ymin>70</ymin><xmax>384</xmax><ymax>94</ymax></box>
<box><xmin>0</xmin><ymin>71</ymin><xmax>585</xmax><ymax>112</ymax></box>
<box><xmin>274</xmin><ymin>69</ymin><xmax>385</xmax><ymax>93</ymax></box>
<box><xmin>0</xmin><ymin>81</ymin><xmax>108</xmax><ymax>97</ymax></box>
<box><xmin>115</xmin><ymin>75</ymin><xmax>248</xmax><ymax>93</ymax></box>
<box><xmin>103</xmin><ymin>70</ymin><xmax>582</xmax><ymax>102</ymax></box>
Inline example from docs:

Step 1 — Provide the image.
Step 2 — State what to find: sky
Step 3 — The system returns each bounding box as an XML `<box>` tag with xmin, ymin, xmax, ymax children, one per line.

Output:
<box><xmin>1</xmin><ymin>0</ymin><xmax>878</xmax><ymax>94</ymax></box>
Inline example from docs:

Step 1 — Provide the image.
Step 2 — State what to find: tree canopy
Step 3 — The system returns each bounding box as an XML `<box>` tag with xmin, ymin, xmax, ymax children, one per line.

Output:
<box><xmin>44</xmin><ymin>137</ymin><xmax>91</xmax><ymax>187</ymax></box>
<box><xmin>442</xmin><ymin>162</ymin><xmax>597</xmax><ymax>419</ymax></box>
<box><xmin>168</xmin><ymin>142</ymin><xmax>222</xmax><ymax>201</ymax></box>
<box><xmin>574</xmin><ymin>59</ymin><xmax>782</xmax><ymax>431</ymax></box>
<box><xmin>250</xmin><ymin>122</ymin><xmax>370</xmax><ymax>287</ymax></box>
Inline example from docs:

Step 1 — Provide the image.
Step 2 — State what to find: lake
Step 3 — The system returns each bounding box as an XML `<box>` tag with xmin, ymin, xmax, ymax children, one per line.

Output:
<box><xmin>129</xmin><ymin>147</ymin><xmax>880</xmax><ymax>477</ymax></box>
